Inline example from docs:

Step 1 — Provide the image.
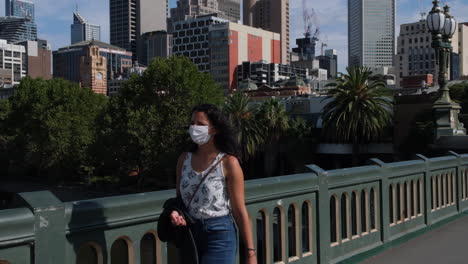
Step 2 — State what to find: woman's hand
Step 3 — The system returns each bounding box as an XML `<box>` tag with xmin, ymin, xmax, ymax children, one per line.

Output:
<box><xmin>170</xmin><ymin>210</ymin><xmax>187</xmax><ymax>226</ymax></box>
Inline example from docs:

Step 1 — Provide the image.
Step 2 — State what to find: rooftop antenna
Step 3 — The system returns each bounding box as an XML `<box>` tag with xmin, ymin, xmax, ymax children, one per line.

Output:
<box><xmin>418</xmin><ymin>0</ymin><xmax>426</xmax><ymax>21</ymax></box>
<box><xmin>420</xmin><ymin>12</ymin><xmax>426</xmax><ymax>21</ymax></box>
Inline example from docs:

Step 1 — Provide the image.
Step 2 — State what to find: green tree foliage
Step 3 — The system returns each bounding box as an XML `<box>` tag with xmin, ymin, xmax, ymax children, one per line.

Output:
<box><xmin>322</xmin><ymin>67</ymin><xmax>393</xmax><ymax>165</ymax></box>
<box><xmin>258</xmin><ymin>99</ymin><xmax>290</xmax><ymax>142</ymax></box>
<box><xmin>100</xmin><ymin>56</ymin><xmax>224</xmax><ymax>187</ymax></box>
<box><xmin>0</xmin><ymin>99</ymin><xmax>11</xmax><ymax>176</ymax></box>
<box><xmin>257</xmin><ymin>99</ymin><xmax>290</xmax><ymax>177</ymax></box>
<box><xmin>223</xmin><ymin>92</ymin><xmax>264</xmax><ymax>164</ymax></box>
<box><xmin>449</xmin><ymin>82</ymin><xmax>468</xmax><ymax>127</ymax></box>
<box><xmin>449</xmin><ymin>81</ymin><xmax>468</xmax><ymax>108</ymax></box>
<box><xmin>5</xmin><ymin>77</ymin><xmax>107</xmax><ymax>181</ymax></box>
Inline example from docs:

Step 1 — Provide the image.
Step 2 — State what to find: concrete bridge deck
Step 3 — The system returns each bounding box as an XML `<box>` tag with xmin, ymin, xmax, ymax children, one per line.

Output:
<box><xmin>361</xmin><ymin>213</ymin><xmax>468</xmax><ymax>264</ymax></box>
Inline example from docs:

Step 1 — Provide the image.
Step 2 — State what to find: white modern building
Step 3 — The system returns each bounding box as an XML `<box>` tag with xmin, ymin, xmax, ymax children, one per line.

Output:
<box><xmin>0</xmin><ymin>39</ymin><xmax>26</xmax><ymax>85</ymax></box>
<box><xmin>348</xmin><ymin>0</ymin><xmax>395</xmax><ymax>68</ymax></box>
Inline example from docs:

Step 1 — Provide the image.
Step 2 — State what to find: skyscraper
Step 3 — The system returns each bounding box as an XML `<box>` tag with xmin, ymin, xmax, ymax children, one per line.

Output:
<box><xmin>139</xmin><ymin>31</ymin><xmax>172</xmax><ymax>66</ymax></box>
<box><xmin>170</xmin><ymin>0</ymin><xmax>240</xmax><ymax>23</ymax></box>
<box><xmin>3</xmin><ymin>0</ymin><xmax>37</xmax><ymax>43</ymax></box>
<box><xmin>348</xmin><ymin>0</ymin><xmax>395</xmax><ymax>68</ymax></box>
<box><xmin>242</xmin><ymin>0</ymin><xmax>290</xmax><ymax>64</ymax></box>
<box><xmin>71</xmin><ymin>12</ymin><xmax>101</xmax><ymax>44</ymax></box>
<box><xmin>5</xmin><ymin>0</ymin><xmax>35</xmax><ymax>21</ymax></box>
<box><xmin>110</xmin><ymin>0</ymin><xmax>167</xmax><ymax>61</ymax></box>
<box><xmin>172</xmin><ymin>15</ymin><xmax>229</xmax><ymax>72</ymax></box>
<box><xmin>0</xmin><ymin>17</ymin><xmax>37</xmax><ymax>43</ymax></box>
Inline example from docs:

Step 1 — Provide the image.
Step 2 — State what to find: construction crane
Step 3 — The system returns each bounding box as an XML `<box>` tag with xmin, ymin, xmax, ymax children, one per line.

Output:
<box><xmin>321</xmin><ymin>35</ymin><xmax>328</xmax><ymax>56</ymax></box>
<box><xmin>302</xmin><ymin>0</ymin><xmax>320</xmax><ymax>41</ymax></box>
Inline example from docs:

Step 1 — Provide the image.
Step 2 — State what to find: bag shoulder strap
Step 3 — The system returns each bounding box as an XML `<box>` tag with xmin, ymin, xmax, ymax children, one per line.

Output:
<box><xmin>187</xmin><ymin>154</ymin><xmax>225</xmax><ymax>208</ymax></box>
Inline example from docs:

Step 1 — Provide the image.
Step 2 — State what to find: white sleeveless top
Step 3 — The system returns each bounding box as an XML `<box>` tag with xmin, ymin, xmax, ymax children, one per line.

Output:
<box><xmin>180</xmin><ymin>152</ymin><xmax>231</xmax><ymax>219</ymax></box>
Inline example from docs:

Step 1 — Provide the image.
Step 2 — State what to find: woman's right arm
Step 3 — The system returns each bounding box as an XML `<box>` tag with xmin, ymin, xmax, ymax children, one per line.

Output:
<box><xmin>175</xmin><ymin>152</ymin><xmax>187</xmax><ymax>197</ymax></box>
<box><xmin>172</xmin><ymin>152</ymin><xmax>187</xmax><ymax>227</ymax></box>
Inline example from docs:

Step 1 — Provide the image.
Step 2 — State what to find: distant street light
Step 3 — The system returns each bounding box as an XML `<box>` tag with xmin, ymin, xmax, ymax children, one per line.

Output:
<box><xmin>427</xmin><ymin>0</ymin><xmax>465</xmax><ymax>138</ymax></box>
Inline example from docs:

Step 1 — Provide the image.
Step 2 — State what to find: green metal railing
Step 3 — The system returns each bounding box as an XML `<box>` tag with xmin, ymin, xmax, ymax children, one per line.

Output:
<box><xmin>2</xmin><ymin>152</ymin><xmax>468</xmax><ymax>264</ymax></box>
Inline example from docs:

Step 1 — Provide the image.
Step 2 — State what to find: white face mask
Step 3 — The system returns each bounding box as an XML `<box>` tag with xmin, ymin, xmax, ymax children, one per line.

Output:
<box><xmin>189</xmin><ymin>125</ymin><xmax>212</xmax><ymax>145</ymax></box>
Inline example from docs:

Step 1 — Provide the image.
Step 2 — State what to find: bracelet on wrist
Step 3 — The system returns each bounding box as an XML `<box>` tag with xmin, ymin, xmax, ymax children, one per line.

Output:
<box><xmin>246</xmin><ymin>248</ymin><xmax>256</xmax><ymax>256</ymax></box>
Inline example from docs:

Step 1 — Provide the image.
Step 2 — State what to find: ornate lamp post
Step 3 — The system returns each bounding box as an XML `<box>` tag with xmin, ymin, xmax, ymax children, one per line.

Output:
<box><xmin>427</xmin><ymin>0</ymin><xmax>465</xmax><ymax>138</ymax></box>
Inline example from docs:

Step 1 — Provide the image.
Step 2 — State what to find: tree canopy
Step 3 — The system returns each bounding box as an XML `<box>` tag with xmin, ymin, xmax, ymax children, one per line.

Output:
<box><xmin>99</xmin><ymin>56</ymin><xmax>224</xmax><ymax>186</ymax></box>
<box><xmin>5</xmin><ymin>77</ymin><xmax>108</xmax><ymax>181</ymax></box>
<box><xmin>322</xmin><ymin>67</ymin><xmax>393</xmax><ymax>165</ymax></box>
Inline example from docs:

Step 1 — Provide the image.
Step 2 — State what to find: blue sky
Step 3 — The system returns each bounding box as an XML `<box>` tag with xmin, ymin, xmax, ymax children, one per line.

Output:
<box><xmin>1</xmin><ymin>0</ymin><xmax>467</xmax><ymax>72</ymax></box>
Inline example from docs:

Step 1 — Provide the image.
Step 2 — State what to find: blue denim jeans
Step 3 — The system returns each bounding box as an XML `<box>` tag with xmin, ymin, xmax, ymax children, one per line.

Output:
<box><xmin>190</xmin><ymin>214</ymin><xmax>237</xmax><ymax>264</ymax></box>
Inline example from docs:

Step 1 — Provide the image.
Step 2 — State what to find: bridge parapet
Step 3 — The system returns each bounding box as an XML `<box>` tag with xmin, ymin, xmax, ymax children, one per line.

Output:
<box><xmin>1</xmin><ymin>153</ymin><xmax>468</xmax><ymax>264</ymax></box>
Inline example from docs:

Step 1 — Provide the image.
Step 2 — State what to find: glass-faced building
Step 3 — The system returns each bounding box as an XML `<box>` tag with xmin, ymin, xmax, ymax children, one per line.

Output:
<box><xmin>110</xmin><ymin>0</ymin><xmax>167</xmax><ymax>61</ymax></box>
<box><xmin>71</xmin><ymin>12</ymin><xmax>101</xmax><ymax>44</ymax></box>
<box><xmin>348</xmin><ymin>0</ymin><xmax>395</xmax><ymax>68</ymax></box>
<box><xmin>0</xmin><ymin>17</ymin><xmax>37</xmax><ymax>43</ymax></box>
<box><xmin>5</xmin><ymin>0</ymin><xmax>35</xmax><ymax>21</ymax></box>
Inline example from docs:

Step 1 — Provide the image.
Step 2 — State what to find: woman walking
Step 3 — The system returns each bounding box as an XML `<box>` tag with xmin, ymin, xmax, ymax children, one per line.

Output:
<box><xmin>170</xmin><ymin>104</ymin><xmax>257</xmax><ymax>264</ymax></box>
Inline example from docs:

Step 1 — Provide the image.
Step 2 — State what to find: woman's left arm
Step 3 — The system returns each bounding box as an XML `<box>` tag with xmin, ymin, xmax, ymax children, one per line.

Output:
<box><xmin>225</xmin><ymin>155</ymin><xmax>257</xmax><ymax>264</ymax></box>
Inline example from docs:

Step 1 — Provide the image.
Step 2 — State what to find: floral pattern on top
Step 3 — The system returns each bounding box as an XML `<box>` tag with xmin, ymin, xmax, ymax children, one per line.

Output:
<box><xmin>180</xmin><ymin>152</ymin><xmax>231</xmax><ymax>219</ymax></box>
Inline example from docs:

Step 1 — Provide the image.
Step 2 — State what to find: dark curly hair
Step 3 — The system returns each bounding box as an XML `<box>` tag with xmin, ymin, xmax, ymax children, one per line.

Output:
<box><xmin>188</xmin><ymin>104</ymin><xmax>240</xmax><ymax>159</ymax></box>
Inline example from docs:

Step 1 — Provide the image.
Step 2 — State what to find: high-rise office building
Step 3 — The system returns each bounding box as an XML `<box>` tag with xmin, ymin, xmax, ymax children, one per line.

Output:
<box><xmin>209</xmin><ymin>22</ymin><xmax>280</xmax><ymax>90</ymax></box>
<box><xmin>139</xmin><ymin>31</ymin><xmax>172</xmax><ymax>66</ymax></box>
<box><xmin>170</xmin><ymin>0</ymin><xmax>240</xmax><ymax>24</ymax></box>
<box><xmin>395</xmin><ymin>19</ymin><xmax>462</xmax><ymax>87</ymax></box>
<box><xmin>348</xmin><ymin>0</ymin><xmax>395</xmax><ymax>68</ymax></box>
<box><xmin>242</xmin><ymin>0</ymin><xmax>290</xmax><ymax>65</ymax></box>
<box><xmin>71</xmin><ymin>12</ymin><xmax>101</xmax><ymax>44</ymax></box>
<box><xmin>2</xmin><ymin>0</ymin><xmax>37</xmax><ymax>43</ymax></box>
<box><xmin>0</xmin><ymin>17</ymin><xmax>37</xmax><ymax>43</ymax></box>
<box><xmin>459</xmin><ymin>23</ymin><xmax>468</xmax><ymax>78</ymax></box>
<box><xmin>172</xmin><ymin>15</ymin><xmax>229</xmax><ymax>72</ymax></box>
<box><xmin>5</xmin><ymin>0</ymin><xmax>35</xmax><ymax>21</ymax></box>
<box><xmin>110</xmin><ymin>0</ymin><xmax>167</xmax><ymax>61</ymax></box>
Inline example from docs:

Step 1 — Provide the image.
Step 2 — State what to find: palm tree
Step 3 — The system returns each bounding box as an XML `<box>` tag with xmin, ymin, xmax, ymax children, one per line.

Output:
<box><xmin>258</xmin><ymin>99</ymin><xmax>290</xmax><ymax>177</ymax></box>
<box><xmin>321</xmin><ymin>67</ymin><xmax>393</xmax><ymax>166</ymax></box>
<box><xmin>224</xmin><ymin>92</ymin><xmax>264</xmax><ymax>165</ymax></box>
